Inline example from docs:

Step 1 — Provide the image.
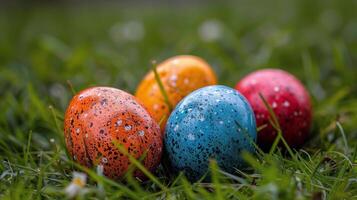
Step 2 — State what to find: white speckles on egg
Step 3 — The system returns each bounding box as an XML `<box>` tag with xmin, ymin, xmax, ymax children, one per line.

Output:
<box><xmin>115</xmin><ymin>120</ymin><xmax>122</xmax><ymax>127</ymax></box>
<box><xmin>102</xmin><ymin>157</ymin><xmax>108</xmax><ymax>164</ymax></box>
<box><xmin>184</xmin><ymin>78</ymin><xmax>190</xmax><ymax>85</ymax></box>
<box><xmin>174</xmin><ymin>124</ymin><xmax>179</xmax><ymax>132</ymax></box>
<box><xmin>272</xmin><ymin>102</ymin><xmax>278</xmax><ymax>108</ymax></box>
<box><xmin>251</xmin><ymin>79</ymin><xmax>257</xmax><ymax>85</ymax></box>
<box><xmin>169</xmin><ymin>74</ymin><xmax>178</xmax><ymax>87</ymax></box>
<box><xmin>198</xmin><ymin>115</ymin><xmax>205</xmax><ymax>122</ymax></box>
<box><xmin>152</xmin><ymin>85</ymin><xmax>158</xmax><ymax>90</ymax></box>
<box><xmin>226</xmin><ymin>90</ymin><xmax>234</xmax><ymax>94</ymax></box>
<box><xmin>138</xmin><ymin>130</ymin><xmax>145</xmax><ymax>136</ymax></box>
<box><xmin>172</xmin><ymin>59</ymin><xmax>180</xmax><ymax>65</ymax></box>
<box><xmin>283</xmin><ymin>101</ymin><xmax>290</xmax><ymax>107</ymax></box>
<box><xmin>274</xmin><ymin>86</ymin><xmax>280</xmax><ymax>92</ymax></box>
<box><xmin>164</xmin><ymin>85</ymin><xmax>257</xmax><ymax>180</ymax></box>
<box><xmin>153</xmin><ymin>104</ymin><xmax>159</xmax><ymax>110</ymax></box>
<box><xmin>124</xmin><ymin>125</ymin><xmax>132</xmax><ymax>131</ymax></box>
<box><xmin>187</xmin><ymin>133</ymin><xmax>195</xmax><ymax>141</ymax></box>
<box><xmin>170</xmin><ymin>74</ymin><xmax>178</xmax><ymax>81</ymax></box>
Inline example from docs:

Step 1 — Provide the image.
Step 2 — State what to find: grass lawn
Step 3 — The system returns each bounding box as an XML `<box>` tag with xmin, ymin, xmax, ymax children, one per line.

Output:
<box><xmin>0</xmin><ymin>0</ymin><xmax>356</xmax><ymax>199</ymax></box>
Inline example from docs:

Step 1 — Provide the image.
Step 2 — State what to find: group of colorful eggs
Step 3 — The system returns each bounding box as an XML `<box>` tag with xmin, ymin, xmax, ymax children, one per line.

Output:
<box><xmin>64</xmin><ymin>55</ymin><xmax>312</xmax><ymax>181</ymax></box>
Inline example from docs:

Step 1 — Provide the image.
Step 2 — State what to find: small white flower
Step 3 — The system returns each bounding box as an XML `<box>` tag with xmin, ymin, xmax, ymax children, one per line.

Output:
<box><xmin>198</xmin><ymin>19</ymin><xmax>223</xmax><ymax>42</ymax></box>
<box><xmin>65</xmin><ymin>172</ymin><xmax>87</xmax><ymax>198</ymax></box>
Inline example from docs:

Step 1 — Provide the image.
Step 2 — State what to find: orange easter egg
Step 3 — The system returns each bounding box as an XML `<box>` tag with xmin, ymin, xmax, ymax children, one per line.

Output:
<box><xmin>64</xmin><ymin>87</ymin><xmax>163</xmax><ymax>179</ymax></box>
<box><xmin>135</xmin><ymin>55</ymin><xmax>217</xmax><ymax>131</ymax></box>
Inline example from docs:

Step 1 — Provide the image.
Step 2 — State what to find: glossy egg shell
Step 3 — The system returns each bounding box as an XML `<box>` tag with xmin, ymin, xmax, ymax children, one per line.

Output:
<box><xmin>164</xmin><ymin>85</ymin><xmax>257</xmax><ymax>181</ymax></box>
<box><xmin>235</xmin><ymin>69</ymin><xmax>312</xmax><ymax>150</ymax></box>
<box><xmin>135</xmin><ymin>55</ymin><xmax>217</xmax><ymax>131</ymax></box>
<box><xmin>64</xmin><ymin>87</ymin><xmax>163</xmax><ymax>179</ymax></box>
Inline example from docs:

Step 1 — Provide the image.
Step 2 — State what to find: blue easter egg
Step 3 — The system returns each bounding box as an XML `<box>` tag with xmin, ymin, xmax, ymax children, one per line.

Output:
<box><xmin>164</xmin><ymin>85</ymin><xmax>257</xmax><ymax>180</ymax></box>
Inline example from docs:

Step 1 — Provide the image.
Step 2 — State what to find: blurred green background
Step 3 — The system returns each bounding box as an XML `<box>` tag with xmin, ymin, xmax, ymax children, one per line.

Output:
<box><xmin>0</xmin><ymin>0</ymin><xmax>356</xmax><ymax>198</ymax></box>
<box><xmin>1</xmin><ymin>0</ymin><xmax>356</xmax><ymax>132</ymax></box>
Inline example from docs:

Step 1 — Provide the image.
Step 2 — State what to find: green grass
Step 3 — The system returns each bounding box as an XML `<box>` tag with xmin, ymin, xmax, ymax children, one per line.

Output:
<box><xmin>0</xmin><ymin>0</ymin><xmax>356</xmax><ymax>199</ymax></box>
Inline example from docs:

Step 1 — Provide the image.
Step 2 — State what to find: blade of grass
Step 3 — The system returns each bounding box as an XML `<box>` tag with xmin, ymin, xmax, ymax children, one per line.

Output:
<box><xmin>152</xmin><ymin>60</ymin><xmax>173</xmax><ymax>112</ymax></box>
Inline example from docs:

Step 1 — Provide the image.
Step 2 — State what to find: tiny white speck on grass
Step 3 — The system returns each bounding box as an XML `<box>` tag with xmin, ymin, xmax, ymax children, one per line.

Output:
<box><xmin>65</xmin><ymin>172</ymin><xmax>87</xmax><ymax>199</ymax></box>
<box><xmin>50</xmin><ymin>138</ymin><xmax>55</xmax><ymax>143</ymax></box>
<box><xmin>198</xmin><ymin>19</ymin><xmax>223</xmax><ymax>42</ymax></box>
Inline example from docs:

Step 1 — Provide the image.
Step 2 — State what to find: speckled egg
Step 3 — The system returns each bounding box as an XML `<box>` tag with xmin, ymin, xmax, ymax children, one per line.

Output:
<box><xmin>64</xmin><ymin>87</ymin><xmax>163</xmax><ymax>179</ymax></box>
<box><xmin>235</xmin><ymin>69</ymin><xmax>312</xmax><ymax>150</ymax></box>
<box><xmin>135</xmin><ymin>55</ymin><xmax>217</xmax><ymax>131</ymax></box>
<box><xmin>164</xmin><ymin>85</ymin><xmax>257</xmax><ymax>181</ymax></box>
